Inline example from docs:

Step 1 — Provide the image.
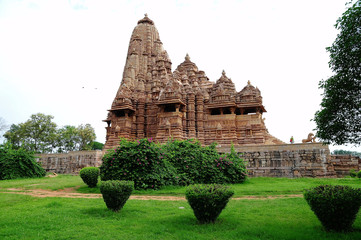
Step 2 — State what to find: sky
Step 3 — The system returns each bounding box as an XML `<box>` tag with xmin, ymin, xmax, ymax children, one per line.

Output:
<box><xmin>0</xmin><ymin>0</ymin><xmax>359</xmax><ymax>152</ymax></box>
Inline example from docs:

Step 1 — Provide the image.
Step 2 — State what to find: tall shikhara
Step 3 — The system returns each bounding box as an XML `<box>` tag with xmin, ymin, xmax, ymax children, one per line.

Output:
<box><xmin>103</xmin><ymin>15</ymin><xmax>283</xmax><ymax>149</ymax></box>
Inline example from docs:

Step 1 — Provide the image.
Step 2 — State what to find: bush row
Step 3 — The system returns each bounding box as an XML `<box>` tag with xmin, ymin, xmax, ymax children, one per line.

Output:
<box><xmin>86</xmin><ymin>180</ymin><xmax>361</xmax><ymax>231</ymax></box>
<box><xmin>99</xmin><ymin>138</ymin><xmax>247</xmax><ymax>190</ymax></box>
<box><xmin>97</xmin><ymin>180</ymin><xmax>233</xmax><ymax>223</ymax></box>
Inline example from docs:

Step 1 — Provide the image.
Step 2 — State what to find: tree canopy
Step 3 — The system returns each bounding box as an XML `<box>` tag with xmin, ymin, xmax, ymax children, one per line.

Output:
<box><xmin>314</xmin><ymin>0</ymin><xmax>361</xmax><ymax>145</ymax></box>
<box><xmin>4</xmin><ymin>113</ymin><xmax>57</xmax><ymax>153</ymax></box>
<box><xmin>3</xmin><ymin>113</ymin><xmax>99</xmax><ymax>153</ymax></box>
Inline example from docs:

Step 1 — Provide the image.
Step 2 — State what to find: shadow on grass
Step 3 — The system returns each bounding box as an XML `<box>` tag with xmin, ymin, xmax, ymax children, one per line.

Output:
<box><xmin>81</xmin><ymin>205</ymin><xmax>147</xmax><ymax>219</ymax></box>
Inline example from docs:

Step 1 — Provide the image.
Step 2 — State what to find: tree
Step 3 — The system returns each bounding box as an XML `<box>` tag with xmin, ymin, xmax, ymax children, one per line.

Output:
<box><xmin>77</xmin><ymin>124</ymin><xmax>96</xmax><ymax>151</ymax></box>
<box><xmin>4</xmin><ymin>113</ymin><xmax>57</xmax><ymax>153</ymax></box>
<box><xmin>56</xmin><ymin>124</ymin><xmax>97</xmax><ymax>152</ymax></box>
<box><xmin>56</xmin><ymin>125</ymin><xmax>80</xmax><ymax>152</ymax></box>
<box><xmin>314</xmin><ymin>0</ymin><xmax>361</xmax><ymax>145</ymax></box>
<box><xmin>90</xmin><ymin>141</ymin><xmax>104</xmax><ymax>150</ymax></box>
<box><xmin>4</xmin><ymin>113</ymin><xmax>98</xmax><ymax>153</ymax></box>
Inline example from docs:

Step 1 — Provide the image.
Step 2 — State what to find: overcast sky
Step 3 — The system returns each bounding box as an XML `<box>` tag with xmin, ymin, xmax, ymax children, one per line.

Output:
<box><xmin>0</xmin><ymin>0</ymin><xmax>359</xmax><ymax>152</ymax></box>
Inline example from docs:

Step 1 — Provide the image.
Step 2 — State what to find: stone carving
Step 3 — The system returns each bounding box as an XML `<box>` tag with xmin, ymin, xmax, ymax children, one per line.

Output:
<box><xmin>302</xmin><ymin>133</ymin><xmax>316</xmax><ymax>143</ymax></box>
<box><xmin>103</xmin><ymin>15</ymin><xmax>284</xmax><ymax>149</ymax></box>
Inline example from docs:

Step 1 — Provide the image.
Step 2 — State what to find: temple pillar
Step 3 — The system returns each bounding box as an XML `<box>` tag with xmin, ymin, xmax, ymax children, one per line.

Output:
<box><xmin>187</xmin><ymin>93</ymin><xmax>196</xmax><ymax>138</ymax></box>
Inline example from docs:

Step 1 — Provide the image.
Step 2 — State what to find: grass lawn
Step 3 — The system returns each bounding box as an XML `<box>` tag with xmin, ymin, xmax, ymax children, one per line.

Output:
<box><xmin>1</xmin><ymin>174</ymin><xmax>361</xmax><ymax>197</ymax></box>
<box><xmin>0</xmin><ymin>176</ymin><xmax>361</xmax><ymax>239</ymax></box>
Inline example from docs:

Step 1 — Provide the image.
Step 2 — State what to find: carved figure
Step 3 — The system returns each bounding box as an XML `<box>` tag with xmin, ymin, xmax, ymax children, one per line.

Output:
<box><xmin>302</xmin><ymin>133</ymin><xmax>316</xmax><ymax>143</ymax></box>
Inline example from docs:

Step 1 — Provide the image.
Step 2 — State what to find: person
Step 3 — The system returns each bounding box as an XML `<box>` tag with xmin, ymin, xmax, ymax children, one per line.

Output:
<box><xmin>290</xmin><ymin>136</ymin><xmax>294</xmax><ymax>144</ymax></box>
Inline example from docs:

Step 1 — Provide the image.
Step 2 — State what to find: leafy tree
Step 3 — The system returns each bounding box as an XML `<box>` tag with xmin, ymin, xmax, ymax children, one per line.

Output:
<box><xmin>4</xmin><ymin>113</ymin><xmax>57</xmax><ymax>153</ymax></box>
<box><xmin>314</xmin><ymin>0</ymin><xmax>361</xmax><ymax>145</ymax></box>
<box><xmin>56</xmin><ymin>125</ymin><xmax>79</xmax><ymax>152</ymax></box>
<box><xmin>3</xmin><ymin>114</ymin><xmax>97</xmax><ymax>153</ymax></box>
<box><xmin>56</xmin><ymin>124</ymin><xmax>97</xmax><ymax>152</ymax></box>
<box><xmin>333</xmin><ymin>149</ymin><xmax>361</xmax><ymax>157</ymax></box>
<box><xmin>77</xmin><ymin>124</ymin><xmax>96</xmax><ymax>151</ymax></box>
<box><xmin>90</xmin><ymin>141</ymin><xmax>104</xmax><ymax>150</ymax></box>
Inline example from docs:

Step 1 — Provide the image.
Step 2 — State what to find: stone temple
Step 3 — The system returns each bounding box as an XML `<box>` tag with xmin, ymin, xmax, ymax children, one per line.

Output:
<box><xmin>103</xmin><ymin>15</ymin><xmax>283</xmax><ymax>150</ymax></box>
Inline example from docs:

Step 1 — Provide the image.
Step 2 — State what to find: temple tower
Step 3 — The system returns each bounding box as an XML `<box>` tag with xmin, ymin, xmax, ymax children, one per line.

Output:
<box><xmin>103</xmin><ymin>15</ymin><xmax>283</xmax><ymax>150</ymax></box>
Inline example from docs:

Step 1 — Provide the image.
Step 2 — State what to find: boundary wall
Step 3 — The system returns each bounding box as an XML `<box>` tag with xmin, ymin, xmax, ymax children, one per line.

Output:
<box><xmin>36</xmin><ymin>150</ymin><xmax>104</xmax><ymax>174</ymax></box>
<box><xmin>36</xmin><ymin>143</ymin><xmax>360</xmax><ymax>177</ymax></box>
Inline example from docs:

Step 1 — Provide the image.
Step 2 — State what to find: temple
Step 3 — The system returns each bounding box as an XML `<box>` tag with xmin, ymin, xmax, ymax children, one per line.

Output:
<box><xmin>103</xmin><ymin>14</ymin><xmax>283</xmax><ymax>149</ymax></box>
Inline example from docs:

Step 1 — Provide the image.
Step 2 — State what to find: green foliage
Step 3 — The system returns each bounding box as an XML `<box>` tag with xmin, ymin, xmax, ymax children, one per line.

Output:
<box><xmin>4</xmin><ymin>113</ymin><xmax>58</xmax><ymax>153</ymax></box>
<box><xmin>79</xmin><ymin>167</ymin><xmax>99</xmax><ymax>188</ymax></box>
<box><xmin>333</xmin><ymin>149</ymin><xmax>361</xmax><ymax>157</ymax></box>
<box><xmin>100</xmin><ymin>180</ymin><xmax>134</xmax><ymax>212</ymax></box>
<box><xmin>100</xmin><ymin>138</ymin><xmax>177</xmax><ymax>190</ymax></box>
<box><xmin>164</xmin><ymin>139</ymin><xmax>247</xmax><ymax>185</ymax></box>
<box><xmin>304</xmin><ymin>185</ymin><xmax>361</xmax><ymax>232</ymax></box>
<box><xmin>3</xmin><ymin>113</ymin><xmax>97</xmax><ymax>153</ymax></box>
<box><xmin>0</xmin><ymin>143</ymin><xmax>46</xmax><ymax>180</ymax></box>
<box><xmin>314</xmin><ymin>0</ymin><xmax>361</xmax><ymax>145</ymax></box>
<box><xmin>185</xmin><ymin>184</ymin><xmax>234</xmax><ymax>223</ymax></box>
<box><xmin>357</xmin><ymin>170</ymin><xmax>361</xmax><ymax>178</ymax></box>
<box><xmin>90</xmin><ymin>141</ymin><xmax>104</xmax><ymax>150</ymax></box>
<box><xmin>100</xmin><ymin>138</ymin><xmax>247</xmax><ymax>189</ymax></box>
<box><xmin>56</xmin><ymin>125</ymin><xmax>79</xmax><ymax>152</ymax></box>
<box><xmin>77</xmin><ymin>124</ymin><xmax>96</xmax><ymax>151</ymax></box>
<box><xmin>350</xmin><ymin>169</ymin><xmax>357</xmax><ymax>178</ymax></box>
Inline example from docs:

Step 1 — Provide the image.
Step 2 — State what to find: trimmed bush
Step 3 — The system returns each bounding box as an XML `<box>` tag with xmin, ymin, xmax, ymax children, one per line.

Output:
<box><xmin>100</xmin><ymin>138</ymin><xmax>177</xmax><ymax>190</ymax></box>
<box><xmin>79</xmin><ymin>167</ymin><xmax>99</xmax><ymax>188</ymax></box>
<box><xmin>100</xmin><ymin>180</ymin><xmax>134</xmax><ymax>212</ymax></box>
<box><xmin>185</xmin><ymin>184</ymin><xmax>234</xmax><ymax>224</ymax></box>
<box><xmin>304</xmin><ymin>185</ymin><xmax>361</xmax><ymax>232</ymax></box>
<box><xmin>349</xmin><ymin>169</ymin><xmax>357</xmax><ymax>178</ymax></box>
<box><xmin>0</xmin><ymin>143</ymin><xmax>46</xmax><ymax>180</ymax></box>
<box><xmin>357</xmin><ymin>170</ymin><xmax>361</xmax><ymax>178</ymax></box>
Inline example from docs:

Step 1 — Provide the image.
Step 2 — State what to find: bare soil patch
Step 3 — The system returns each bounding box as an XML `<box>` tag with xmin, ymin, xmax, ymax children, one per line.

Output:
<box><xmin>2</xmin><ymin>188</ymin><xmax>303</xmax><ymax>200</ymax></box>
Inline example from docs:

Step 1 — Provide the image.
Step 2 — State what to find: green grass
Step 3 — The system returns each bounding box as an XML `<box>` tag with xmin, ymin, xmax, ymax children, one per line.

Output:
<box><xmin>0</xmin><ymin>192</ymin><xmax>360</xmax><ymax>240</ymax></box>
<box><xmin>1</xmin><ymin>175</ymin><xmax>361</xmax><ymax>197</ymax></box>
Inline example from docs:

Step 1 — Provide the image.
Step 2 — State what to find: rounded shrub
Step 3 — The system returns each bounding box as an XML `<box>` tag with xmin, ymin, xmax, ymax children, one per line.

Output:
<box><xmin>100</xmin><ymin>138</ymin><xmax>177</xmax><ymax>190</ymax></box>
<box><xmin>0</xmin><ymin>143</ymin><xmax>45</xmax><ymax>180</ymax></box>
<box><xmin>100</xmin><ymin>180</ymin><xmax>134</xmax><ymax>212</ymax></box>
<box><xmin>357</xmin><ymin>170</ymin><xmax>361</xmax><ymax>178</ymax></box>
<box><xmin>79</xmin><ymin>167</ymin><xmax>99</xmax><ymax>188</ymax></box>
<box><xmin>185</xmin><ymin>184</ymin><xmax>234</xmax><ymax>224</ymax></box>
<box><xmin>304</xmin><ymin>185</ymin><xmax>361</xmax><ymax>232</ymax></box>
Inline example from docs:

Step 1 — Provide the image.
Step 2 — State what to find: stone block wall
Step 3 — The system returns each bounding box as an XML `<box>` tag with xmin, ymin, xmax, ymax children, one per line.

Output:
<box><xmin>36</xmin><ymin>150</ymin><xmax>104</xmax><ymax>174</ymax></box>
<box><xmin>217</xmin><ymin>143</ymin><xmax>337</xmax><ymax>178</ymax></box>
<box><xmin>331</xmin><ymin>155</ymin><xmax>361</xmax><ymax>177</ymax></box>
<box><xmin>35</xmin><ymin>144</ymin><xmax>360</xmax><ymax>177</ymax></box>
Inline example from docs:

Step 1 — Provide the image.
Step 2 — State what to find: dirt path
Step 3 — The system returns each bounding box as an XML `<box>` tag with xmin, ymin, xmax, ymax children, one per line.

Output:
<box><xmin>2</xmin><ymin>188</ymin><xmax>303</xmax><ymax>200</ymax></box>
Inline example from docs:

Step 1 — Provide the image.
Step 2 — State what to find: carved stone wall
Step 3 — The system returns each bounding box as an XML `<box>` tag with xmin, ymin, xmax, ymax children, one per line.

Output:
<box><xmin>36</xmin><ymin>150</ymin><xmax>103</xmax><ymax>174</ymax></box>
<box><xmin>217</xmin><ymin>143</ymin><xmax>337</xmax><ymax>178</ymax></box>
<box><xmin>36</xmin><ymin>145</ymin><xmax>360</xmax><ymax>177</ymax></box>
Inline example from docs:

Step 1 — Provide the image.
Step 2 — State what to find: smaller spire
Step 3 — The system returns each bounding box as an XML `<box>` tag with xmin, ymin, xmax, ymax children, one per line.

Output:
<box><xmin>185</xmin><ymin>53</ymin><xmax>190</xmax><ymax>61</ymax></box>
<box><xmin>222</xmin><ymin>70</ymin><xmax>226</xmax><ymax>76</ymax></box>
<box><xmin>138</xmin><ymin>14</ymin><xmax>154</xmax><ymax>25</ymax></box>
